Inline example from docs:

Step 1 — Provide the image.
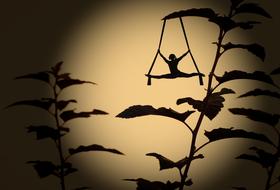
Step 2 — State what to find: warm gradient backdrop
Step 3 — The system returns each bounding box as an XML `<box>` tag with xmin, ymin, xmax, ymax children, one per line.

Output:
<box><xmin>1</xmin><ymin>0</ymin><xmax>279</xmax><ymax>190</ymax></box>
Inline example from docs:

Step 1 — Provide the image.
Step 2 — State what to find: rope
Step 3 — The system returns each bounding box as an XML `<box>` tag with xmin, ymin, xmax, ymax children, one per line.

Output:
<box><xmin>147</xmin><ymin>19</ymin><xmax>166</xmax><ymax>85</ymax></box>
<box><xmin>179</xmin><ymin>17</ymin><xmax>204</xmax><ymax>85</ymax></box>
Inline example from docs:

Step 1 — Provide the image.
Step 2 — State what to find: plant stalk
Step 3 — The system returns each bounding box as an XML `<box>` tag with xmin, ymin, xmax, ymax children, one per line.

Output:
<box><xmin>264</xmin><ymin>131</ymin><xmax>280</xmax><ymax>190</ymax></box>
<box><xmin>53</xmin><ymin>80</ymin><xmax>66</xmax><ymax>190</ymax></box>
<box><xmin>178</xmin><ymin>28</ymin><xmax>224</xmax><ymax>190</ymax></box>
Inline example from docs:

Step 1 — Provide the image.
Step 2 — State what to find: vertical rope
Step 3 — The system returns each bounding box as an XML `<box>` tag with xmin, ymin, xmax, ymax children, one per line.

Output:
<box><xmin>179</xmin><ymin>17</ymin><xmax>203</xmax><ymax>85</ymax></box>
<box><xmin>147</xmin><ymin>19</ymin><xmax>166</xmax><ymax>85</ymax></box>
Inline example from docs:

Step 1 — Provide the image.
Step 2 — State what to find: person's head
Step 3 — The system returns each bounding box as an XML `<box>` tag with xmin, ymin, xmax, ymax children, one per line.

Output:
<box><xmin>169</xmin><ymin>54</ymin><xmax>176</xmax><ymax>61</ymax></box>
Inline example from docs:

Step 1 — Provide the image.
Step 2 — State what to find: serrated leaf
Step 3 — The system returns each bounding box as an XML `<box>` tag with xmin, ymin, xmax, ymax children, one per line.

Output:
<box><xmin>116</xmin><ymin>105</ymin><xmax>195</xmax><ymax>122</ymax></box>
<box><xmin>229</xmin><ymin>108</ymin><xmax>280</xmax><ymax>126</ymax></box>
<box><xmin>236</xmin><ymin>154</ymin><xmax>262</xmax><ymax>166</ymax></box>
<box><xmin>221</xmin><ymin>43</ymin><xmax>265</xmax><ymax>61</ymax></box>
<box><xmin>177</xmin><ymin>88</ymin><xmax>234</xmax><ymax>120</ymax></box>
<box><xmin>163</xmin><ymin>8</ymin><xmax>260</xmax><ymax>32</ymax></box>
<box><xmin>146</xmin><ymin>153</ymin><xmax>176</xmax><ymax>170</ymax></box>
<box><xmin>26</xmin><ymin>125</ymin><xmax>66</xmax><ymax>140</ymax></box>
<box><xmin>146</xmin><ymin>153</ymin><xmax>204</xmax><ymax>171</ymax></box>
<box><xmin>124</xmin><ymin>178</ymin><xmax>181</xmax><ymax>190</ymax></box>
<box><xmin>69</xmin><ymin>144</ymin><xmax>124</xmax><ymax>156</ymax></box>
<box><xmin>209</xmin><ymin>16</ymin><xmax>260</xmax><ymax>32</ymax></box>
<box><xmin>15</xmin><ymin>72</ymin><xmax>50</xmax><ymax>84</ymax></box>
<box><xmin>249</xmin><ymin>147</ymin><xmax>278</xmax><ymax>167</ymax></box>
<box><xmin>163</xmin><ymin>8</ymin><xmax>217</xmax><ymax>20</ymax></box>
<box><xmin>237</xmin><ymin>21</ymin><xmax>261</xmax><ymax>30</ymax></box>
<box><xmin>7</xmin><ymin>99</ymin><xmax>54</xmax><ymax>111</ymax></box>
<box><xmin>59</xmin><ymin>162</ymin><xmax>78</xmax><ymax>176</ymax></box>
<box><xmin>217</xmin><ymin>88</ymin><xmax>236</xmax><ymax>95</ymax></box>
<box><xmin>57</xmin><ymin>74</ymin><xmax>96</xmax><ymax>90</ymax></box>
<box><xmin>176</xmin><ymin>154</ymin><xmax>204</xmax><ymax>169</ymax></box>
<box><xmin>57</xmin><ymin>99</ymin><xmax>77</xmax><ymax>110</ymax></box>
<box><xmin>236</xmin><ymin>147</ymin><xmax>277</xmax><ymax>168</ymax></box>
<box><xmin>215</xmin><ymin>70</ymin><xmax>276</xmax><ymax>86</ymax></box>
<box><xmin>209</xmin><ymin>16</ymin><xmax>236</xmax><ymax>32</ymax></box>
<box><xmin>60</xmin><ymin>109</ymin><xmax>108</xmax><ymax>122</ymax></box>
<box><xmin>271</xmin><ymin>67</ymin><xmax>280</xmax><ymax>75</ymax></box>
<box><xmin>204</xmin><ymin>128</ymin><xmax>274</xmax><ymax>145</ymax></box>
<box><xmin>27</xmin><ymin>161</ymin><xmax>56</xmax><ymax>178</ymax></box>
<box><xmin>238</xmin><ymin>89</ymin><xmax>280</xmax><ymax>99</ymax></box>
<box><xmin>51</xmin><ymin>61</ymin><xmax>63</xmax><ymax>75</ymax></box>
<box><xmin>235</xmin><ymin>3</ymin><xmax>272</xmax><ymax>18</ymax></box>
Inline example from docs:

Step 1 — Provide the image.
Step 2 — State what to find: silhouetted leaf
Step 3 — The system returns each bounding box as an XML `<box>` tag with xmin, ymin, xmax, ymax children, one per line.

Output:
<box><xmin>215</xmin><ymin>70</ymin><xmax>276</xmax><ymax>86</ymax></box>
<box><xmin>26</xmin><ymin>125</ymin><xmax>66</xmax><ymax>140</ymax></box>
<box><xmin>237</xmin><ymin>154</ymin><xmax>262</xmax><ymax>165</ymax></box>
<box><xmin>177</xmin><ymin>97</ymin><xmax>220</xmax><ymax>120</ymax></box>
<box><xmin>57</xmin><ymin>74</ymin><xmax>96</xmax><ymax>90</ymax></box>
<box><xmin>58</xmin><ymin>73</ymin><xmax>71</xmax><ymax>79</ymax></box>
<box><xmin>60</xmin><ymin>162</ymin><xmax>78</xmax><ymax>176</ymax></box>
<box><xmin>176</xmin><ymin>155</ymin><xmax>204</xmax><ymax>170</ymax></box>
<box><xmin>232</xmin><ymin>187</ymin><xmax>247</xmax><ymax>190</ymax></box>
<box><xmin>15</xmin><ymin>72</ymin><xmax>50</xmax><ymax>84</ymax></box>
<box><xmin>7</xmin><ymin>99</ymin><xmax>54</xmax><ymax>111</ymax></box>
<box><xmin>59</xmin><ymin>126</ymin><xmax>70</xmax><ymax>132</ymax></box>
<box><xmin>146</xmin><ymin>153</ymin><xmax>204</xmax><ymax>171</ymax></box>
<box><xmin>69</xmin><ymin>144</ymin><xmax>124</xmax><ymax>156</ymax></box>
<box><xmin>204</xmin><ymin>128</ymin><xmax>274</xmax><ymax>145</ymax></box>
<box><xmin>27</xmin><ymin>161</ymin><xmax>56</xmax><ymax>178</ymax></box>
<box><xmin>221</xmin><ymin>43</ymin><xmax>265</xmax><ymax>61</ymax></box>
<box><xmin>177</xmin><ymin>88</ymin><xmax>234</xmax><ymax>120</ymax></box>
<box><xmin>217</xmin><ymin>88</ymin><xmax>236</xmax><ymax>95</ymax></box>
<box><xmin>185</xmin><ymin>179</ymin><xmax>193</xmax><ymax>186</ymax></box>
<box><xmin>250</xmin><ymin>147</ymin><xmax>278</xmax><ymax>167</ymax></box>
<box><xmin>163</xmin><ymin>8</ymin><xmax>217</xmax><ymax>20</ymax></box>
<box><xmin>57</xmin><ymin>99</ymin><xmax>77</xmax><ymax>110</ymax></box>
<box><xmin>271</xmin><ymin>67</ymin><xmax>280</xmax><ymax>75</ymax></box>
<box><xmin>236</xmin><ymin>21</ymin><xmax>261</xmax><ymax>30</ymax></box>
<box><xmin>116</xmin><ymin>105</ymin><xmax>195</xmax><ymax>122</ymax></box>
<box><xmin>236</xmin><ymin>147</ymin><xmax>278</xmax><ymax>168</ymax></box>
<box><xmin>209</xmin><ymin>16</ymin><xmax>260</xmax><ymax>31</ymax></box>
<box><xmin>209</xmin><ymin>16</ymin><xmax>234</xmax><ymax>31</ymax></box>
<box><xmin>60</xmin><ymin>109</ymin><xmax>108</xmax><ymax>122</ymax></box>
<box><xmin>238</xmin><ymin>89</ymin><xmax>280</xmax><ymax>99</ymax></box>
<box><xmin>124</xmin><ymin>178</ymin><xmax>181</xmax><ymax>190</ymax></box>
<box><xmin>51</xmin><ymin>61</ymin><xmax>63</xmax><ymax>75</ymax></box>
<box><xmin>229</xmin><ymin>108</ymin><xmax>280</xmax><ymax>126</ymax></box>
<box><xmin>163</xmin><ymin>8</ymin><xmax>260</xmax><ymax>32</ymax></box>
<box><xmin>146</xmin><ymin>153</ymin><xmax>175</xmax><ymax>170</ymax></box>
<box><xmin>235</xmin><ymin>3</ymin><xmax>272</xmax><ymax>18</ymax></box>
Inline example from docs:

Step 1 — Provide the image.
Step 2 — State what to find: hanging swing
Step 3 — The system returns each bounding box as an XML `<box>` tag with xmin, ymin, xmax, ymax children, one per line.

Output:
<box><xmin>146</xmin><ymin>17</ymin><xmax>204</xmax><ymax>86</ymax></box>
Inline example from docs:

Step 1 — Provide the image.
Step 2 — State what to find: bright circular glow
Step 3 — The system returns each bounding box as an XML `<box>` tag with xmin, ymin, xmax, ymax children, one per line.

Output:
<box><xmin>60</xmin><ymin>0</ymin><xmax>266</xmax><ymax>189</ymax></box>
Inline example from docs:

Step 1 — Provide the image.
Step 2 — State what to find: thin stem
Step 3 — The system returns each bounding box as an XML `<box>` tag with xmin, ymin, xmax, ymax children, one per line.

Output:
<box><xmin>194</xmin><ymin>141</ymin><xmax>211</xmax><ymax>154</ymax></box>
<box><xmin>183</xmin><ymin>121</ymin><xmax>194</xmax><ymax>134</ymax></box>
<box><xmin>264</xmin><ymin>129</ymin><xmax>280</xmax><ymax>190</ymax></box>
<box><xmin>265</xmin><ymin>164</ymin><xmax>277</xmax><ymax>190</ymax></box>
<box><xmin>269</xmin><ymin>180</ymin><xmax>280</xmax><ymax>189</ymax></box>
<box><xmin>178</xmin><ymin>28</ymin><xmax>224</xmax><ymax>190</ymax></box>
<box><xmin>53</xmin><ymin>79</ymin><xmax>66</xmax><ymax>190</ymax></box>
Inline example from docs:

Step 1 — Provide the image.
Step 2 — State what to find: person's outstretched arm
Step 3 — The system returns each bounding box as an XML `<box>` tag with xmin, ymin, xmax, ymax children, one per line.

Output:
<box><xmin>177</xmin><ymin>50</ymin><xmax>190</xmax><ymax>61</ymax></box>
<box><xmin>158</xmin><ymin>50</ymin><xmax>169</xmax><ymax>63</ymax></box>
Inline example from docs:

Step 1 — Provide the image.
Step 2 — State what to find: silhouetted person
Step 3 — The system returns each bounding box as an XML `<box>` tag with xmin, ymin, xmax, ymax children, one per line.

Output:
<box><xmin>146</xmin><ymin>49</ymin><xmax>204</xmax><ymax>79</ymax></box>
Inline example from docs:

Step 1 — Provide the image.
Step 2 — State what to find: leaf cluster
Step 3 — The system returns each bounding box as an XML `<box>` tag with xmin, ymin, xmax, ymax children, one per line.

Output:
<box><xmin>9</xmin><ymin>61</ymin><xmax>124</xmax><ymax>189</ymax></box>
